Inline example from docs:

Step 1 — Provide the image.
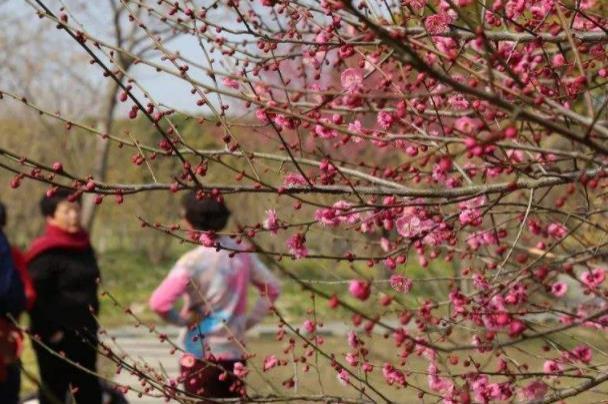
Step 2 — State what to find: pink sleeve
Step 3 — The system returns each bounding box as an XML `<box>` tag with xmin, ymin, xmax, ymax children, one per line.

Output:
<box><xmin>149</xmin><ymin>269</ymin><xmax>190</xmax><ymax>314</ymax></box>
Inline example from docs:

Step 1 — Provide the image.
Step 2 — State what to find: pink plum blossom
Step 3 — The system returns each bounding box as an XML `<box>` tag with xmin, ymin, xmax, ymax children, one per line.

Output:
<box><xmin>508</xmin><ymin>320</ymin><xmax>526</xmax><ymax>337</ymax></box>
<box><xmin>255</xmin><ymin>108</ymin><xmax>270</xmax><ymax>123</ymax></box>
<box><xmin>382</xmin><ymin>363</ymin><xmax>406</xmax><ymax>386</ymax></box>
<box><xmin>233</xmin><ymin>362</ymin><xmax>249</xmax><ymax>378</ymax></box>
<box><xmin>303</xmin><ymin>319</ymin><xmax>316</xmax><ymax>333</ymax></box>
<box><xmin>337</xmin><ymin>369</ymin><xmax>350</xmax><ymax>385</ymax></box>
<box><xmin>222</xmin><ymin>77</ymin><xmax>240</xmax><ymax>89</ymax></box>
<box><xmin>199</xmin><ymin>232</ymin><xmax>216</xmax><ymax>247</ymax></box>
<box><xmin>314</xmin><ymin>122</ymin><xmax>338</xmax><ymax>139</ymax></box>
<box><xmin>543</xmin><ymin>360</ymin><xmax>563</xmax><ymax>374</ymax></box>
<box><xmin>263</xmin><ymin>355</ymin><xmax>279</xmax><ymax>371</ymax></box>
<box><xmin>547</xmin><ymin>222</ymin><xmax>568</xmax><ymax>239</ymax></box>
<box><xmin>314</xmin><ymin>201</ymin><xmax>359</xmax><ymax>226</ymax></box>
<box><xmin>347</xmin><ymin>331</ymin><xmax>360</xmax><ymax>349</ymax></box>
<box><xmin>349</xmin><ymin>280</ymin><xmax>371</xmax><ymax>301</ymax></box>
<box><xmin>403</xmin><ymin>0</ymin><xmax>427</xmax><ymax>10</ymax></box>
<box><xmin>454</xmin><ymin>116</ymin><xmax>477</xmax><ymax>134</ymax></box>
<box><xmin>345</xmin><ymin>352</ymin><xmax>359</xmax><ymax>366</ymax></box>
<box><xmin>340</xmin><ymin>68</ymin><xmax>364</xmax><ymax>93</ymax></box>
<box><xmin>282</xmin><ymin>173</ymin><xmax>308</xmax><ymax>187</ymax></box>
<box><xmin>520</xmin><ymin>380</ymin><xmax>548</xmax><ymax>401</ymax></box>
<box><xmin>458</xmin><ymin>196</ymin><xmax>486</xmax><ymax>226</ymax></box>
<box><xmin>551</xmin><ymin>281</ymin><xmax>568</xmax><ymax>297</ymax></box>
<box><xmin>287</xmin><ymin>233</ymin><xmax>308</xmax><ymax>258</ymax></box>
<box><xmin>569</xmin><ymin>345</ymin><xmax>592</xmax><ymax>364</ymax></box>
<box><xmin>424</xmin><ymin>13</ymin><xmax>452</xmax><ymax>35</ymax></box>
<box><xmin>263</xmin><ymin>209</ymin><xmax>280</xmax><ymax>234</ymax></box>
<box><xmin>389</xmin><ymin>275</ymin><xmax>413</xmax><ymax>293</ymax></box>
<box><xmin>377</xmin><ymin>110</ymin><xmax>394</xmax><ymax>130</ymax></box>
<box><xmin>180</xmin><ymin>353</ymin><xmax>196</xmax><ymax>369</ymax></box>
<box><xmin>580</xmin><ymin>268</ymin><xmax>605</xmax><ymax>288</ymax></box>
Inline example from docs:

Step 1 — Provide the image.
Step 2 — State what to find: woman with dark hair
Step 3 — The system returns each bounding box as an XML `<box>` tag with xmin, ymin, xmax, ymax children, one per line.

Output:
<box><xmin>150</xmin><ymin>191</ymin><xmax>281</xmax><ymax>401</ymax></box>
<box><xmin>26</xmin><ymin>188</ymin><xmax>102</xmax><ymax>404</ymax></box>
<box><xmin>0</xmin><ymin>201</ymin><xmax>30</xmax><ymax>404</ymax></box>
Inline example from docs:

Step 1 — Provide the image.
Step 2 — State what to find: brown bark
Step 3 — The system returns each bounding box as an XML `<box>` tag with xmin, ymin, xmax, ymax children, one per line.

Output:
<box><xmin>81</xmin><ymin>79</ymin><xmax>120</xmax><ymax>232</ymax></box>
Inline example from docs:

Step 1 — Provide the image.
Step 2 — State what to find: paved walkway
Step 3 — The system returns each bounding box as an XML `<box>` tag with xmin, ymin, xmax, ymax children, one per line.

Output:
<box><xmin>107</xmin><ymin>313</ymin><xmax>560</xmax><ymax>403</ymax></box>
<box><xmin>106</xmin><ymin>321</ymin><xmax>368</xmax><ymax>403</ymax></box>
<box><xmin>105</xmin><ymin>330</ymin><xmax>180</xmax><ymax>404</ymax></box>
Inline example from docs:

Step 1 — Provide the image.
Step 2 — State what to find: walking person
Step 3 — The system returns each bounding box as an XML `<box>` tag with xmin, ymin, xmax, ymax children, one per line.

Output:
<box><xmin>0</xmin><ymin>201</ymin><xmax>32</xmax><ymax>404</ymax></box>
<box><xmin>26</xmin><ymin>188</ymin><xmax>102</xmax><ymax>404</ymax></box>
<box><xmin>149</xmin><ymin>192</ymin><xmax>281</xmax><ymax>401</ymax></box>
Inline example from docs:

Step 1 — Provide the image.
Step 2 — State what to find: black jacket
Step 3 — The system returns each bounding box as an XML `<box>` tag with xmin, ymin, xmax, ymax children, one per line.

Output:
<box><xmin>28</xmin><ymin>248</ymin><xmax>100</xmax><ymax>339</ymax></box>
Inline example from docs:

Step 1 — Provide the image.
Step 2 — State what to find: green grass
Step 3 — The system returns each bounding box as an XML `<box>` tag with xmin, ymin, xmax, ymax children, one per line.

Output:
<box><xmin>97</xmin><ymin>249</ymin><xmax>179</xmax><ymax>328</ymax></box>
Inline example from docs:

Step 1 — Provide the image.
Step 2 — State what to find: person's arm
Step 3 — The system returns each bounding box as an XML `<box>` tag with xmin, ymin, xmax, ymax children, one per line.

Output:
<box><xmin>245</xmin><ymin>255</ymin><xmax>281</xmax><ymax>330</ymax></box>
<box><xmin>0</xmin><ymin>235</ymin><xmax>14</xmax><ymax>297</ymax></box>
<box><xmin>149</xmin><ymin>266</ymin><xmax>190</xmax><ymax>327</ymax></box>
<box><xmin>11</xmin><ymin>248</ymin><xmax>35</xmax><ymax>311</ymax></box>
<box><xmin>0</xmin><ymin>237</ymin><xmax>25</xmax><ymax>317</ymax></box>
<box><xmin>5</xmin><ymin>270</ymin><xmax>25</xmax><ymax>318</ymax></box>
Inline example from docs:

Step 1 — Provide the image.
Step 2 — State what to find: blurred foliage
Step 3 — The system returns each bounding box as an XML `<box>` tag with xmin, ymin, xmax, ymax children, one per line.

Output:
<box><xmin>0</xmin><ymin>110</ymin><xmax>396</xmax><ymax>264</ymax></box>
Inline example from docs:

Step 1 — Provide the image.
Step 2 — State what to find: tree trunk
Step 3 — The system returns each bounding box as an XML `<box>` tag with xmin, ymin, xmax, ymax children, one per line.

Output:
<box><xmin>81</xmin><ymin>79</ymin><xmax>120</xmax><ymax>232</ymax></box>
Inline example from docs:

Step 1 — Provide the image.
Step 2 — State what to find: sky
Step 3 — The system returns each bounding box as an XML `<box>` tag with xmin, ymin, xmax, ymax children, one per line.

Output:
<box><xmin>2</xmin><ymin>0</ymin><xmax>226</xmax><ymax>116</ymax></box>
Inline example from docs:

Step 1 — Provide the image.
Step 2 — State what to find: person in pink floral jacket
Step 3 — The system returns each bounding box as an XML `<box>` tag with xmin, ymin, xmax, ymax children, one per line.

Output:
<box><xmin>150</xmin><ymin>192</ymin><xmax>280</xmax><ymax>400</ymax></box>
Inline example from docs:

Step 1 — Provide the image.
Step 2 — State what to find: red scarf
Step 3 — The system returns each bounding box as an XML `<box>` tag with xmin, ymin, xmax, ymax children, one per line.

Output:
<box><xmin>25</xmin><ymin>224</ymin><xmax>91</xmax><ymax>264</ymax></box>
